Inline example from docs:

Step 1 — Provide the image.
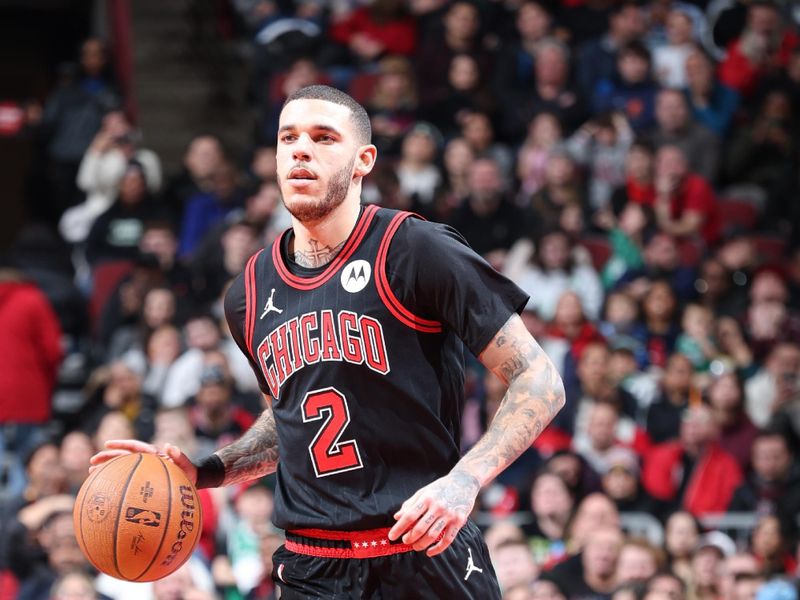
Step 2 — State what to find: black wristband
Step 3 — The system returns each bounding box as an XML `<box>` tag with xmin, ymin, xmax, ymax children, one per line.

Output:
<box><xmin>195</xmin><ymin>454</ymin><xmax>225</xmax><ymax>489</ymax></box>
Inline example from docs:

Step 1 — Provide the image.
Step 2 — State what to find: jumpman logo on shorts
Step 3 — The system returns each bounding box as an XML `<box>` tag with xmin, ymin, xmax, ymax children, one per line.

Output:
<box><xmin>260</xmin><ymin>288</ymin><xmax>283</xmax><ymax>319</ymax></box>
<box><xmin>464</xmin><ymin>547</ymin><xmax>483</xmax><ymax>581</ymax></box>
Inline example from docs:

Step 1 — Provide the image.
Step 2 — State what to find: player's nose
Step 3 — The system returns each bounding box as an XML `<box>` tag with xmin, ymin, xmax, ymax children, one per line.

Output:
<box><xmin>292</xmin><ymin>133</ymin><xmax>313</xmax><ymax>161</ymax></box>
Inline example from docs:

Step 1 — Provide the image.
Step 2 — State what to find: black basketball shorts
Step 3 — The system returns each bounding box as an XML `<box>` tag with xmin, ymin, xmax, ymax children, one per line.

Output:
<box><xmin>271</xmin><ymin>520</ymin><xmax>501</xmax><ymax>599</ymax></box>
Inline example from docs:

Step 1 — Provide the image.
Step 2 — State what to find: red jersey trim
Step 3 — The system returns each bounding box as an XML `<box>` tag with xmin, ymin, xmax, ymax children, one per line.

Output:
<box><xmin>272</xmin><ymin>204</ymin><xmax>379</xmax><ymax>290</ymax></box>
<box><xmin>244</xmin><ymin>249</ymin><xmax>264</xmax><ymax>359</ymax></box>
<box><xmin>286</xmin><ymin>526</ymin><xmax>441</xmax><ymax>559</ymax></box>
<box><xmin>375</xmin><ymin>212</ymin><xmax>442</xmax><ymax>333</ymax></box>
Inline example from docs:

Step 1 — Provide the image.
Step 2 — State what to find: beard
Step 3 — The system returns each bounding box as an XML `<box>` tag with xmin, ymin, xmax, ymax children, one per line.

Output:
<box><xmin>283</xmin><ymin>157</ymin><xmax>355</xmax><ymax>223</ymax></box>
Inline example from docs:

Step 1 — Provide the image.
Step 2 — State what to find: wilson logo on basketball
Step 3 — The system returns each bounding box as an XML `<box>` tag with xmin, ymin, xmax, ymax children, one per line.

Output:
<box><xmin>161</xmin><ymin>486</ymin><xmax>197</xmax><ymax>567</ymax></box>
<box><xmin>124</xmin><ymin>507</ymin><xmax>162</xmax><ymax>528</ymax></box>
<box><xmin>86</xmin><ymin>492</ymin><xmax>111</xmax><ymax>523</ymax></box>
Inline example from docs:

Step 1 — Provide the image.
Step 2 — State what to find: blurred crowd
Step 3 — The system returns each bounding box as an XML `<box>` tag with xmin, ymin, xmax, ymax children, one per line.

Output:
<box><xmin>2</xmin><ymin>0</ymin><xmax>800</xmax><ymax>599</ymax></box>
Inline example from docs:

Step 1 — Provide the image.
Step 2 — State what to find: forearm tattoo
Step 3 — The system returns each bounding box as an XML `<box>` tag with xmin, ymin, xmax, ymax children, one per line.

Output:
<box><xmin>217</xmin><ymin>407</ymin><xmax>280</xmax><ymax>486</ymax></box>
<box><xmin>460</xmin><ymin>319</ymin><xmax>565</xmax><ymax>484</ymax></box>
<box><xmin>293</xmin><ymin>239</ymin><xmax>346</xmax><ymax>268</ymax></box>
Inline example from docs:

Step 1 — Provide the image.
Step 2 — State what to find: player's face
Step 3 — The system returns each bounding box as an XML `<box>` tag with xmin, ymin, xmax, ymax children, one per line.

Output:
<box><xmin>277</xmin><ymin>99</ymin><xmax>361</xmax><ymax>223</ymax></box>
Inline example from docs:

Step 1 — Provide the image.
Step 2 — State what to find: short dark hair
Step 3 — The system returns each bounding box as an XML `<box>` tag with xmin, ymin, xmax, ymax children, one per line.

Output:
<box><xmin>282</xmin><ymin>85</ymin><xmax>372</xmax><ymax>145</ymax></box>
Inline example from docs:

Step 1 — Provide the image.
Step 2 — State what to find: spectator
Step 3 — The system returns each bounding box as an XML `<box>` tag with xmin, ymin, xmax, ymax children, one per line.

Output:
<box><xmin>643</xmin><ymin>403</ymin><xmax>743</xmax><ymax>515</ymax></box>
<box><xmin>0</xmin><ymin>268</ymin><xmax>63</xmax><ymax>497</ymax></box>
<box><xmin>162</xmin><ymin>313</ymin><xmax>260</xmax><ymax>408</ymax></box>
<box><xmin>750</xmin><ymin>514</ymin><xmax>797</xmax><ymax>577</ymax></box>
<box><xmin>744</xmin><ymin>342</ymin><xmax>800</xmax><ymax>430</ymax></box>
<box><xmin>49</xmin><ymin>571</ymin><xmax>99</xmax><ymax>600</ymax></box>
<box><xmin>493</xmin><ymin>540</ymin><xmax>539</xmax><ymax>593</ymax></box>
<box><xmin>81</xmin><ymin>359</ymin><xmax>156</xmax><ymax>442</ymax></box>
<box><xmin>566</xmin><ymin>112</ymin><xmax>634</xmax><ymax>211</ymax></box>
<box><xmin>684</xmin><ymin>48</ymin><xmax>739</xmax><ymax>137</ymax></box>
<box><xmin>328</xmin><ymin>0</ymin><xmax>417</xmax><ymax>65</ymax></box>
<box><xmin>576</xmin><ymin>2</ymin><xmax>646</xmax><ymax>97</ymax></box>
<box><xmin>415</xmin><ymin>1</ymin><xmax>494</xmax><ymax>106</ymax></box>
<box><xmin>718</xmin><ymin>552</ymin><xmax>761</xmax><ymax>600</ymax></box>
<box><xmin>573</xmin><ymin>402</ymin><xmax>650</xmax><ymax>474</ymax></box>
<box><xmin>516</xmin><ymin>229</ymin><xmax>604</xmax><ymax>322</ymax></box>
<box><xmin>527</xmin><ymin>152</ymin><xmax>585</xmax><ymax>238</ymax></box>
<box><xmin>225</xmin><ymin>483</ymin><xmax>274</xmax><ymax>596</ymax></box>
<box><xmin>446</xmin><ymin>158</ymin><xmax>525</xmax><ymax>259</ymax></box>
<box><xmin>724</xmin><ymin>90</ymin><xmax>797</xmax><ymax>227</ymax></box>
<box><xmin>729</xmin><ymin>430</ymin><xmax>800</xmax><ymax>537</ymax></box>
<box><xmin>191</xmin><ymin>217</ymin><xmax>261</xmax><ymax>307</ymax></box>
<box><xmin>653</xmin><ymin>144</ymin><xmax>721</xmax><ymax>247</ymax></box>
<box><xmin>707</xmin><ymin>372</ymin><xmax>759</xmax><ymax>469</ymax></box>
<box><xmin>525</xmin><ymin>471</ymin><xmax>573</xmax><ymax>567</ymax></box>
<box><xmin>646</xmin><ymin>352</ymin><xmax>697</xmax><ymax>443</ymax></box>
<box><xmin>615</xmin><ymin>538</ymin><xmax>664</xmax><ymax>585</ymax></box>
<box><xmin>640</xmin><ymin>281</ymin><xmax>682</xmax><ymax>370</ymax></box>
<box><xmin>695</xmin><ymin>259</ymin><xmax>749</xmax><ymax>319</ymax></box>
<box><xmin>745</xmin><ymin>270</ymin><xmax>800</xmax><ymax>362</ymax></box>
<box><xmin>592</xmin><ymin>42</ymin><xmax>660</xmax><ymax>133</ymax></box>
<box><xmin>163</xmin><ymin>135</ymin><xmax>225</xmax><ymax>218</ymax></box>
<box><xmin>609</xmin><ymin>139</ymin><xmax>656</xmax><ymax>214</ymax></box>
<box><xmin>61</xmin><ymin>109</ymin><xmax>161</xmax><ymax>245</ymax></box>
<box><xmin>17</xmin><ymin>511</ymin><xmax>88</xmax><ymax>600</ymax></box>
<box><xmin>545</xmin><ymin>449</ymin><xmax>601</xmax><ymax>502</ymax></box>
<box><xmin>436</xmin><ymin>137</ymin><xmax>475</xmax><ymax>217</ymax></box>
<box><xmin>123</xmin><ymin>323</ymin><xmax>182</xmax><ymax>405</ymax></box>
<box><xmin>41</xmin><ymin>38</ymin><xmax>120</xmax><ymax>219</ymax></box>
<box><xmin>664</xmin><ymin>510</ymin><xmax>701</xmax><ymax>585</ymax></box>
<box><xmin>493</xmin><ymin>1</ymin><xmax>553</xmax><ymax>98</ymax></box>
<box><xmin>690</xmin><ymin>532</ymin><xmax>736</xmax><ymax>600</ymax></box>
<box><xmin>645</xmin><ymin>571</ymin><xmax>687</xmax><ymax>600</ymax></box>
<box><xmin>365</xmin><ymin>55</ymin><xmax>419</xmax><ymax>156</ymax></box>
<box><xmin>58</xmin><ymin>431</ymin><xmax>93</xmax><ymax>495</ymax></box>
<box><xmin>502</xmin><ymin>39</ymin><xmax>588</xmax><ymax>143</ymax></box>
<box><xmin>107</xmin><ymin>285</ymin><xmax>177</xmax><ymax>360</ymax></box>
<box><xmin>653</xmin><ymin>9</ymin><xmax>696</xmax><ymax>89</ymax></box>
<box><xmin>460</xmin><ymin>112</ymin><xmax>514</xmax><ymax>179</ymax></box>
<box><xmin>427</xmin><ymin>52</ymin><xmax>496</xmax><ymax>138</ymax></box>
<box><xmin>676</xmin><ymin>303</ymin><xmax>720</xmax><ymax>373</ymax></box>
<box><xmin>717</xmin><ymin>0</ymin><xmax>800</xmax><ymax>98</ymax></box>
<box><xmin>600</xmin><ymin>446</ymin><xmax>654</xmax><ymax>513</ymax></box>
<box><xmin>516</xmin><ymin>112</ymin><xmax>564</xmax><ymax>202</ymax></box>
<box><xmin>530</xmin><ymin>578</ymin><xmax>568</xmax><ymax>600</ymax></box>
<box><xmin>190</xmin><ymin>361</ymin><xmax>256</xmax><ymax>457</ymax></box>
<box><xmin>599</xmin><ymin>291</ymin><xmax>649</xmax><ymax>369</ymax></box>
<box><xmin>179</xmin><ymin>161</ymin><xmax>247</xmax><ymax>258</ymax></box>
<box><xmin>395</xmin><ymin>122</ymin><xmax>442</xmax><ymax>208</ymax></box>
<box><xmin>648</xmin><ymin>89</ymin><xmax>720</xmax><ymax>182</ymax></box>
<box><xmin>616</xmin><ymin>233</ymin><xmax>696</xmax><ymax>306</ymax></box>
<box><xmin>85</xmin><ymin>162</ymin><xmax>167</xmax><ymax>266</ymax></box>
<box><xmin>548</xmin><ymin>525</ymin><xmax>623</xmax><ymax>598</ymax></box>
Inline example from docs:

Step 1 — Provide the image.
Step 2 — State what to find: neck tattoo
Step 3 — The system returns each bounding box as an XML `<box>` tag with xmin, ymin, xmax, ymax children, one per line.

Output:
<box><xmin>293</xmin><ymin>239</ymin><xmax>347</xmax><ymax>268</ymax></box>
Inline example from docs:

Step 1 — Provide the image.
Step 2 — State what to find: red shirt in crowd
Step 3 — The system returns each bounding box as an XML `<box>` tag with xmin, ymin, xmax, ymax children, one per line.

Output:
<box><xmin>0</xmin><ymin>281</ymin><xmax>62</xmax><ymax>424</ymax></box>
<box><xmin>329</xmin><ymin>7</ymin><xmax>417</xmax><ymax>57</ymax></box>
<box><xmin>718</xmin><ymin>31</ymin><xmax>800</xmax><ymax>97</ymax></box>
<box><xmin>670</xmin><ymin>173</ymin><xmax>721</xmax><ymax>246</ymax></box>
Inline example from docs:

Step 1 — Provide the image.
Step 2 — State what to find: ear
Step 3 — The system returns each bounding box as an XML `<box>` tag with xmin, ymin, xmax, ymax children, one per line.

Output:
<box><xmin>353</xmin><ymin>144</ymin><xmax>378</xmax><ymax>179</ymax></box>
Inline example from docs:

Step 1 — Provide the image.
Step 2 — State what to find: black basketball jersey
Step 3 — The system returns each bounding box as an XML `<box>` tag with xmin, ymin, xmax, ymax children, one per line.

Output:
<box><xmin>224</xmin><ymin>205</ymin><xmax>528</xmax><ymax>531</ymax></box>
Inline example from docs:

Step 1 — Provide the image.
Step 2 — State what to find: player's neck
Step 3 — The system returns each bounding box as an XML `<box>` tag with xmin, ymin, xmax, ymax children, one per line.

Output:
<box><xmin>290</xmin><ymin>197</ymin><xmax>362</xmax><ymax>269</ymax></box>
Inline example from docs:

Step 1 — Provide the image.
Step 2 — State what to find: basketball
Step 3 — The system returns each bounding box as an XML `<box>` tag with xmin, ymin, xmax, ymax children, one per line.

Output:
<box><xmin>73</xmin><ymin>452</ymin><xmax>203</xmax><ymax>582</ymax></box>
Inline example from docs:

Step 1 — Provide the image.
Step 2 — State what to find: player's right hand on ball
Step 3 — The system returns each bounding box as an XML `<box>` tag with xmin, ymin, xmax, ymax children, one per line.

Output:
<box><xmin>89</xmin><ymin>439</ymin><xmax>198</xmax><ymax>485</ymax></box>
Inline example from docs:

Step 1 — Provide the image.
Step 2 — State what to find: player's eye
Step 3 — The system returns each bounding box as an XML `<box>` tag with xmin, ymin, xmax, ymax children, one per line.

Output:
<box><xmin>318</xmin><ymin>134</ymin><xmax>336</xmax><ymax>143</ymax></box>
<box><xmin>280</xmin><ymin>134</ymin><xmax>296</xmax><ymax>143</ymax></box>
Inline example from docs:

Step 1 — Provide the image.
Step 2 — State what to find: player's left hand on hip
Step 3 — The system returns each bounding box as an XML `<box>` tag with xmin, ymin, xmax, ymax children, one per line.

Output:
<box><xmin>388</xmin><ymin>470</ymin><xmax>480</xmax><ymax>557</ymax></box>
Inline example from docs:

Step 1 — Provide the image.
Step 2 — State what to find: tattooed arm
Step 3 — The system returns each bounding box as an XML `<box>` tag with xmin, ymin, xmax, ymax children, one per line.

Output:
<box><xmin>389</xmin><ymin>313</ymin><xmax>565</xmax><ymax>556</ymax></box>
<box><xmin>215</xmin><ymin>399</ymin><xmax>280</xmax><ymax>486</ymax></box>
<box><xmin>89</xmin><ymin>396</ymin><xmax>280</xmax><ymax>488</ymax></box>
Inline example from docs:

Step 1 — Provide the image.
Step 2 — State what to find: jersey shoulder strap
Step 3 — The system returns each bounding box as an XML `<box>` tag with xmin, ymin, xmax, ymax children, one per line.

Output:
<box><xmin>375</xmin><ymin>210</ymin><xmax>442</xmax><ymax>333</ymax></box>
<box><xmin>243</xmin><ymin>248</ymin><xmax>265</xmax><ymax>359</ymax></box>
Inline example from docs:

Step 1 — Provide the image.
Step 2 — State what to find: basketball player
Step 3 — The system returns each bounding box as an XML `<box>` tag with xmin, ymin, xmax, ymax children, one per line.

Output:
<box><xmin>91</xmin><ymin>85</ymin><xmax>565</xmax><ymax>598</ymax></box>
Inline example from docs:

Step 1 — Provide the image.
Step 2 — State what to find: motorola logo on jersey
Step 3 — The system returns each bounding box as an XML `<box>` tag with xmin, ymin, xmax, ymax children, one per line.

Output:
<box><xmin>341</xmin><ymin>260</ymin><xmax>371</xmax><ymax>293</ymax></box>
<box><xmin>255</xmin><ymin>309</ymin><xmax>390</xmax><ymax>398</ymax></box>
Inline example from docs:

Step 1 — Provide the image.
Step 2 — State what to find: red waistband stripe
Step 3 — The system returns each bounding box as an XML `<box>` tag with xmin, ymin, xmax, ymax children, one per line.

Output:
<box><xmin>285</xmin><ymin>526</ymin><xmax>442</xmax><ymax>559</ymax></box>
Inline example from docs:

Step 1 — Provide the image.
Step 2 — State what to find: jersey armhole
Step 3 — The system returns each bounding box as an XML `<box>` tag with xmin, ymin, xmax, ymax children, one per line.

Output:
<box><xmin>243</xmin><ymin>248</ymin><xmax>265</xmax><ymax>360</ymax></box>
<box><xmin>375</xmin><ymin>212</ymin><xmax>443</xmax><ymax>333</ymax></box>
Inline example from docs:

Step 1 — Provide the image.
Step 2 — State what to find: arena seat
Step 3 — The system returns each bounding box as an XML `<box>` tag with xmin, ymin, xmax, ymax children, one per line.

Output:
<box><xmin>88</xmin><ymin>259</ymin><xmax>134</xmax><ymax>335</ymax></box>
<box><xmin>718</xmin><ymin>198</ymin><xmax>758</xmax><ymax>233</ymax></box>
<box><xmin>577</xmin><ymin>235</ymin><xmax>613</xmax><ymax>271</ymax></box>
<box><xmin>748</xmin><ymin>234</ymin><xmax>787</xmax><ymax>264</ymax></box>
<box><xmin>677</xmin><ymin>237</ymin><xmax>705</xmax><ymax>267</ymax></box>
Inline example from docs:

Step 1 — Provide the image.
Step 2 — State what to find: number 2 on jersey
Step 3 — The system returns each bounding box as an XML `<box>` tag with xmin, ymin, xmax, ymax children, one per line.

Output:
<box><xmin>301</xmin><ymin>387</ymin><xmax>364</xmax><ymax>477</ymax></box>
